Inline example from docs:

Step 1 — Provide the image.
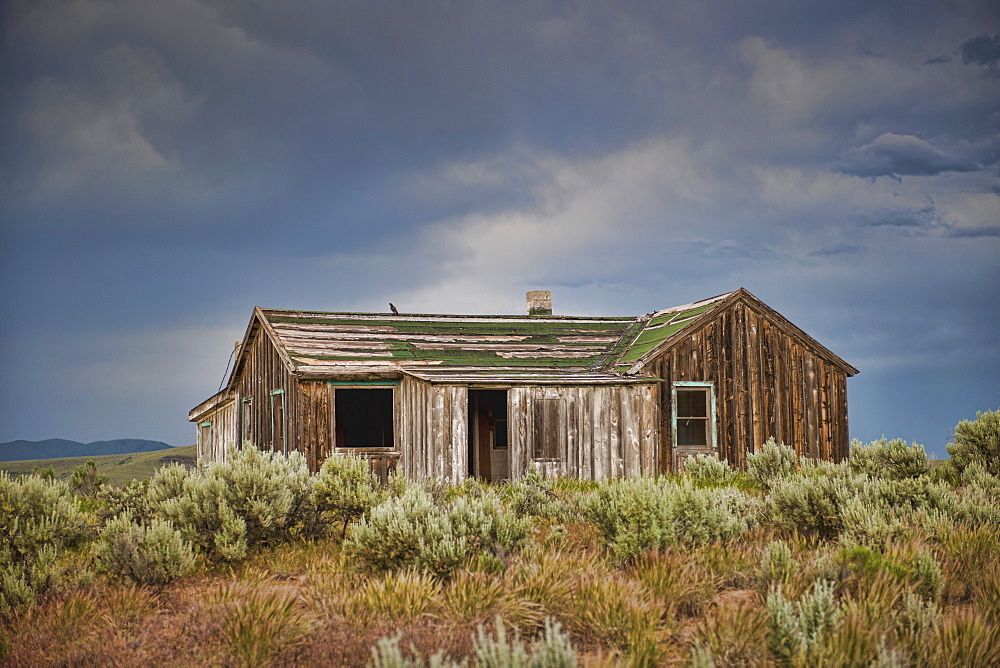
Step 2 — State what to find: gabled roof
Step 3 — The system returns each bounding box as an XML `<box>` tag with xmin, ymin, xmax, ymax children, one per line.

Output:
<box><xmin>224</xmin><ymin>288</ymin><xmax>857</xmax><ymax>387</ymax></box>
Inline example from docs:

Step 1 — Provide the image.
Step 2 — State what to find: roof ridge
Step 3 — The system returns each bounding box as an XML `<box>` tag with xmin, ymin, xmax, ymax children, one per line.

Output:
<box><xmin>261</xmin><ymin>308</ymin><xmax>634</xmax><ymax>322</ymax></box>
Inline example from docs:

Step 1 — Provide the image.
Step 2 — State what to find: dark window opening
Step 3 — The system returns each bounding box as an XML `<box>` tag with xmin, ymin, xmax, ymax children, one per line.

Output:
<box><xmin>675</xmin><ymin>387</ymin><xmax>710</xmax><ymax>447</ymax></box>
<box><xmin>335</xmin><ymin>388</ymin><xmax>394</xmax><ymax>448</ymax></box>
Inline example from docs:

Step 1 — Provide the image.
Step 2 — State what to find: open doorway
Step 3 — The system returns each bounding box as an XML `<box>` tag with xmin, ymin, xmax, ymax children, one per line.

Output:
<box><xmin>468</xmin><ymin>390</ymin><xmax>509</xmax><ymax>481</ymax></box>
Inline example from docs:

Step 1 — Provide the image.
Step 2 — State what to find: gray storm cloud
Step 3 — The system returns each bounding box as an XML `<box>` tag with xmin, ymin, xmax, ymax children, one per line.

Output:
<box><xmin>1</xmin><ymin>0</ymin><xmax>998</xmax><ymax>456</ymax></box>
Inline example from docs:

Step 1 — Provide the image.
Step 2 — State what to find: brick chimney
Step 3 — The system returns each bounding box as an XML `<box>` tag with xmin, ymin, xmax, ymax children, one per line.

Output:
<box><xmin>526</xmin><ymin>290</ymin><xmax>552</xmax><ymax>316</ymax></box>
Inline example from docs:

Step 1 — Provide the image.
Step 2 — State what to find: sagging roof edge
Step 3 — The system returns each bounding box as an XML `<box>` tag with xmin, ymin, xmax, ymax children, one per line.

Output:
<box><xmin>625</xmin><ymin>288</ymin><xmax>859</xmax><ymax>377</ymax></box>
<box><xmin>188</xmin><ymin>389</ymin><xmax>236</xmax><ymax>422</ymax></box>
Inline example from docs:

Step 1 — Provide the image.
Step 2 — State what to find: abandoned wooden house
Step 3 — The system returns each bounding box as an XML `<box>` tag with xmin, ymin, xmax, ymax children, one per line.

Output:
<box><xmin>189</xmin><ymin>288</ymin><xmax>858</xmax><ymax>482</ymax></box>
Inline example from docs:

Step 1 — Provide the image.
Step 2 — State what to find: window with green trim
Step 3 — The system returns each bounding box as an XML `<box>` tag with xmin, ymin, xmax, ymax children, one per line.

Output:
<box><xmin>200</xmin><ymin>421</ymin><xmax>212</xmax><ymax>455</ymax></box>
<box><xmin>239</xmin><ymin>397</ymin><xmax>252</xmax><ymax>448</ymax></box>
<box><xmin>672</xmin><ymin>383</ymin><xmax>716</xmax><ymax>450</ymax></box>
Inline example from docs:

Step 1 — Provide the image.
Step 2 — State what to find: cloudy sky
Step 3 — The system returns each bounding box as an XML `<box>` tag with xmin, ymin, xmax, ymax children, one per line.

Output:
<box><xmin>1</xmin><ymin>0</ymin><xmax>998</xmax><ymax>457</ymax></box>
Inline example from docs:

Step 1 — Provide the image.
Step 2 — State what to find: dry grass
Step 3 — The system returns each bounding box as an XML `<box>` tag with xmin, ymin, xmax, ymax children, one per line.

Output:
<box><xmin>3</xmin><ymin>468</ymin><xmax>999</xmax><ymax>667</ymax></box>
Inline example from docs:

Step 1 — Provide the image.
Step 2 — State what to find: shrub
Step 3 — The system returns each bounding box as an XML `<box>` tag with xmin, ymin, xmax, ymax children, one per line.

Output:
<box><xmin>499</xmin><ymin>464</ymin><xmax>569</xmax><ymax>520</ymax></box>
<box><xmin>313</xmin><ymin>454</ymin><xmax>387</xmax><ymax>538</ymax></box>
<box><xmin>911</xmin><ymin>548</ymin><xmax>944</xmax><ymax>603</ymax></box>
<box><xmin>587</xmin><ymin>477</ymin><xmax>754</xmax><ymax>561</ymax></box>
<box><xmin>765</xmin><ymin>470</ymin><xmax>854</xmax><ymax>539</ymax></box>
<box><xmin>746</xmin><ymin>438</ymin><xmax>796</xmax><ymax>490</ymax></box>
<box><xmin>95</xmin><ymin>513</ymin><xmax>194</xmax><ymax>585</ymax></box>
<box><xmin>760</xmin><ymin>540</ymin><xmax>797</xmax><ymax>592</ymax></box>
<box><xmin>151</xmin><ymin>447</ymin><xmax>323</xmax><ymax>561</ymax></box>
<box><xmin>474</xmin><ymin>617</ymin><xmax>577</xmax><ymax>667</ymax></box>
<box><xmin>848</xmin><ymin>438</ymin><xmax>931</xmax><ymax>480</ymax></box>
<box><xmin>95</xmin><ymin>479</ymin><xmax>153</xmax><ymax>526</ymax></box>
<box><xmin>683</xmin><ymin>454</ymin><xmax>735</xmax><ymax>485</ymax></box>
<box><xmin>369</xmin><ymin>633</ymin><xmax>457</xmax><ymax>668</ymax></box>
<box><xmin>947</xmin><ymin>408</ymin><xmax>1000</xmax><ymax>475</ymax></box>
<box><xmin>367</xmin><ymin>617</ymin><xmax>577</xmax><ymax>668</ymax></box>
<box><xmin>345</xmin><ymin>486</ymin><xmax>530</xmax><ymax>577</ymax></box>
<box><xmin>0</xmin><ymin>473</ymin><xmax>89</xmax><ymax>612</ymax></box>
<box><xmin>766</xmin><ymin>579</ymin><xmax>841</xmax><ymax>662</ymax></box>
<box><xmin>69</xmin><ymin>460</ymin><xmax>108</xmax><ymax>497</ymax></box>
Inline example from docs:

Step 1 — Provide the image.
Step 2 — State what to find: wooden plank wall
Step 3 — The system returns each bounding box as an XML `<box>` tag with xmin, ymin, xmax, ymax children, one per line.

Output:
<box><xmin>233</xmin><ymin>326</ymin><xmax>299</xmax><ymax>461</ymax></box>
<box><xmin>508</xmin><ymin>385</ymin><xmax>659</xmax><ymax>480</ymax></box>
<box><xmin>648</xmin><ymin>300</ymin><xmax>849</xmax><ymax>471</ymax></box>
<box><xmin>196</xmin><ymin>398</ymin><xmax>237</xmax><ymax>466</ymax></box>
<box><xmin>397</xmin><ymin>376</ymin><xmax>468</xmax><ymax>483</ymax></box>
<box><xmin>297</xmin><ymin>381</ymin><xmax>333</xmax><ymax>471</ymax></box>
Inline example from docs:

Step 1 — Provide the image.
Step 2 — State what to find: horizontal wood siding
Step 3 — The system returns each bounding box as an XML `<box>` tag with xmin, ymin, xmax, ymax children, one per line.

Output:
<box><xmin>508</xmin><ymin>385</ymin><xmax>658</xmax><ymax>481</ymax></box>
<box><xmin>649</xmin><ymin>300</ymin><xmax>850</xmax><ymax>470</ymax></box>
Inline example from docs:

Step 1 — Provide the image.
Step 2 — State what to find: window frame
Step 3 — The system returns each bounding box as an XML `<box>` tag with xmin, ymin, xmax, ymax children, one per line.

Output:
<box><xmin>199</xmin><ymin>420</ymin><xmax>212</xmax><ymax>450</ymax></box>
<box><xmin>329</xmin><ymin>383</ymin><xmax>397</xmax><ymax>451</ymax></box>
<box><xmin>270</xmin><ymin>389</ymin><xmax>286</xmax><ymax>455</ymax></box>
<box><xmin>239</xmin><ymin>397</ymin><xmax>252</xmax><ymax>449</ymax></box>
<box><xmin>671</xmin><ymin>381</ymin><xmax>717</xmax><ymax>453</ymax></box>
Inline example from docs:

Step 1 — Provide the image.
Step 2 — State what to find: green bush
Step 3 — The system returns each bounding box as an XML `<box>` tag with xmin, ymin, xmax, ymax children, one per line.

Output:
<box><xmin>473</xmin><ymin>617</ymin><xmax>577</xmax><ymax>667</ymax></box>
<box><xmin>313</xmin><ymin>453</ymin><xmax>387</xmax><ymax>538</ymax></box>
<box><xmin>586</xmin><ymin>477</ymin><xmax>754</xmax><ymax>561</ymax></box>
<box><xmin>760</xmin><ymin>540</ymin><xmax>797</xmax><ymax>592</ymax></box>
<box><xmin>368</xmin><ymin>617</ymin><xmax>578</xmax><ymax>668</ymax></box>
<box><xmin>345</xmin><ymin>486</ymin><xmax>530</xmax><ymax>577</ymax></box>
<box><xmin>683</xmin><ymin>454</ymin><xmax>735</xmax><ymax>485</ymax></box>
<box><xmin>746</xmin><ymin>438</ymin><xmax>796</xmax><ymax>490</ymax></box>
<box><xmin>849</xmin><ymin>438</ymin><xmax>931</xmax><ymax>480</ymax></box>
<box><xmin>69</xmin><ymin>460</ymin><xmax>108</xmax><ymax>497</ymax></box>
<box><xmin>948</xmin><ymin>409</ymin><xmax>1000</xmax><ymax>475</ymax></box>
<box><xmin>499</xmin><ymin>464</ymin><xmax>569</xmax><ymax>520</ymax></box>
<box><xmin>0</xmin><ymin>473</ymin><xmax>90</xmax><ymax>612</ymax></box>
<box><xmin>766</xmin><ymin>469</ymin><xmax>856</xmax><ymax>539</ymax></box>
<box><xmin>766</xmin><ymin>579</ymin><xmax>841</xmax><ymax>662</ymax></box>
<box><xmin>96</xmin><ymin>513</ymin><xmax>194</xmax><ymax>585</ymax></box>
<box><xmin>151</xmin><ymin>447</ymin><xmax>323</xmax><ymax>561</ymax></box>
<box><xmin>95</xmin><ymin>479</ymin><xmax>153</xmax><ymax>526</ymax></box>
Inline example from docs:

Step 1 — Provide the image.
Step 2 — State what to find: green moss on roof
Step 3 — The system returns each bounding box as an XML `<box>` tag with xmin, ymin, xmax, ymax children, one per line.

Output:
<box><xmin>266</xmin><ymin>298</ymin><xmax>728</xmax><ymax>372</ymax></box>
<box><xmin>614</xmin><ymin>301</ymin><xmax>722</xmax><ymax>365</ymax></box>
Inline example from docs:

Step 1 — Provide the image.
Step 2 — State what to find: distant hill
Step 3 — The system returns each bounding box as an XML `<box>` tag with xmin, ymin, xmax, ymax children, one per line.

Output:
<box><xmin>0</xmin><ymin>445</ymin><xmax>197</xmax><ymax>486</ymax></box>
<box><xmin>0</xmin><ymin>438</ymin><xmax>175</xmax><ymax>461</ymax></box>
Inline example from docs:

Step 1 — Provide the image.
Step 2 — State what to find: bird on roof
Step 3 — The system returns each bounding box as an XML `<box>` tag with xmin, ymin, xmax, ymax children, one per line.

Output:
<box><xmin>389</xmin><ymin>303</ymin><xmax>399</xmax><ymax>314</ymax></box>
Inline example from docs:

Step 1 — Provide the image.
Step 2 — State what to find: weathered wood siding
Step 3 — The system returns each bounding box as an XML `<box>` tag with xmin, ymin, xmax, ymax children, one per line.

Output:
<box><xmin>195</xmin><ymin>397</ymin><xmax>236</xmax><ymax>466</ymax></box>
<box><xmin>397</xmin><ymin>376</ymin><xmax>468</xmax><ymax>483</ymax></box>
<box><xmin>508</xmin><ymin>385</ymin><xmax>659</xmax><ymax>480</ymax></box>
<box><xmin>647</xmin><ymin>300</ymin><xmax>850</xmax><ymax>470</ymax></box>
<box><xmin>294</xmin><ymin>381</ymin><xmax>334</xmax><ymax>471</ymax></box>
<box><xmin>233</xmin><ymin>325</ymin><xmax>299</xmax><ymax>460</ymax></box>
